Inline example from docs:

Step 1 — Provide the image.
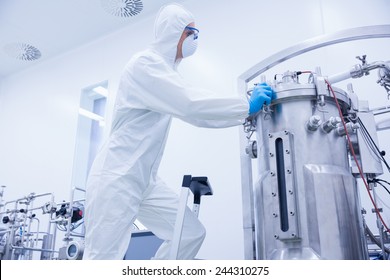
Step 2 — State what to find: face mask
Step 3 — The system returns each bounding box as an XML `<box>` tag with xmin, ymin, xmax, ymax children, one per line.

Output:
<box><xmin>181</xmin><ymin>34</ymin><xmax>198</xmax><ymax>58</ymax></box>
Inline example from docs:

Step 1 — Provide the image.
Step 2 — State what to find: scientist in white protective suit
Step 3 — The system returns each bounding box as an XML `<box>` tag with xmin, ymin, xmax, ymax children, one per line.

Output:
<box><xmin>82</xmin><ymin>3</ymin><xmax>275</xmax><ymax>260</ymax></box>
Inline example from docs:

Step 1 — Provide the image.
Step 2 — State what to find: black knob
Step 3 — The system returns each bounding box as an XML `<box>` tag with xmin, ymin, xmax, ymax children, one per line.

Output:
<box><xmin>381</xmin><ymin>150</ymin><xmax>386</xmax><ymax>156</ymax></box>
<box><xmin>2</xmin><ymin>216</ymin><xmax>10</xmax><ymax>224</ymax></box>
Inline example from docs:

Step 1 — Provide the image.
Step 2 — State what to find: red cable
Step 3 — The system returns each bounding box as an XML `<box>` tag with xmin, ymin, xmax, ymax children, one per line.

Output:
<box><xmin>325</xmin><ymin>79</ymin><xmax>390</xmax><ymax>233</ymax></box>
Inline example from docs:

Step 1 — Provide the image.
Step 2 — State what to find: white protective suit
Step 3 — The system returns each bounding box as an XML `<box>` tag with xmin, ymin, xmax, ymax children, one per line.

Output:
<box><xmin>83</xmin><ymin>3</ymin><xmax>249</xmax><ymax>260</ymax></box>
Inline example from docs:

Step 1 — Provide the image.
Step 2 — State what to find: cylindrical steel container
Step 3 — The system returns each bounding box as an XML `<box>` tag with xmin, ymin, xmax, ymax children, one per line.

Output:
<box><xmin>254</xmin><ymin>79</ymin><xmax>367</xmax><ymax>259</ymax></box>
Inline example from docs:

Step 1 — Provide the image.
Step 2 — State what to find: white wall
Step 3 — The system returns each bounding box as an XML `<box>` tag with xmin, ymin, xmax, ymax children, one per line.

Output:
<box><xmin>0</xmin><ymin>0</ymin><xmax>389</xmax><ymax>260</ymax></box>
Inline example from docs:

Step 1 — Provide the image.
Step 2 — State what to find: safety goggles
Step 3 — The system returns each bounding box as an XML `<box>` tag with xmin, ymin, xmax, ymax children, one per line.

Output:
<box><xmin>185</xmin><ymin>26</ymin><xmax>199</xmax><ymax>40</ymax></box>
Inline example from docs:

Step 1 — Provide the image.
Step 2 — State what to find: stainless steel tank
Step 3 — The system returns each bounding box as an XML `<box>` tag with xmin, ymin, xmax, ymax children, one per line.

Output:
<box><xmin>253</xmin><ymin>76</ymin><xmax>366</xmax><ymax>259</ymax></box>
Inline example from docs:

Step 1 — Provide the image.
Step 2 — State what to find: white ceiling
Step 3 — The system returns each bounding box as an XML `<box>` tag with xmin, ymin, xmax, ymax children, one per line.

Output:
<box><xmin>0</xmin><ymin>0</ymin><xmax>185</xmax><ymax>78</ymax></box>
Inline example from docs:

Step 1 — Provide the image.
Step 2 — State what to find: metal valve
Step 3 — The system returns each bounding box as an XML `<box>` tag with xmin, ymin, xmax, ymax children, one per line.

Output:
<box><xmin>245</xmin><ymin>141</ymin><xmax>257</xmax><ymax>159</ymax></box>
<box><xmin>42</xmin><ymin>201</ymin><xmax>57</xmax><ymax>214</ymax></box>
<box><xmin>336</xmin><ymin>122</ymin><xmax>360</xmax><ymax>136</ymax></box>
<box><xmin>322</xmin><ymin>117</ymin><xmax>342</xmax><ymax>133</ymax></box>
<box><xmin>306</xmin><ymin>115</ymin><xmax>322</xmax><ymax>131</ymax></box>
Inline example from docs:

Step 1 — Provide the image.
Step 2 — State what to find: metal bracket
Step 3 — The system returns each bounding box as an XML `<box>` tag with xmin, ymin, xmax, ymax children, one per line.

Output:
<box><xmin>268</xmin><ymin>130</ymin><xmax>299</xmax><ymax>241</ymax></box>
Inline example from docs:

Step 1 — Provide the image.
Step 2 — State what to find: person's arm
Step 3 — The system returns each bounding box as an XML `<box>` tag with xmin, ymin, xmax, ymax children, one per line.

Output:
<box><xmin>176</xmin><ymin>116</ymin><xmax>244</xmax><ymax>128</ymax></box>
<box><xmin>130</xmin><ymin>55</ymin><xmax>249</xmax><ymax>121</ymax></box>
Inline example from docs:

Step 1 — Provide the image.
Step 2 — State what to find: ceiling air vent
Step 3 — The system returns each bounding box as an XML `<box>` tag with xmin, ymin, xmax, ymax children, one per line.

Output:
<box><xmin>3</xmin><ymin>43</ymin><xmax>41</xmax><ymax>61</ymax></box>
<box><xmin>101</xmin><ymin>0</ymin><xmax>143</xmax><ymax>18</ymax></box>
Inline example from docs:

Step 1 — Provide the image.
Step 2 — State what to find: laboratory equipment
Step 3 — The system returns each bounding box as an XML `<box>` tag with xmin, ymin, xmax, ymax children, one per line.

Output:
<box><xmin>0</xmin><ymin>187</ymin><xmax>85</xmax><ymax>260</ymax></box>
<box><xmin>239</xmin><ymin>25</ymin><xmax>390</xmax><ymax>260</ymax></box>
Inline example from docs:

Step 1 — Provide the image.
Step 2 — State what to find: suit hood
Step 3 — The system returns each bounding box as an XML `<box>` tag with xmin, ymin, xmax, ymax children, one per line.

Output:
<box><xmin>151</xmin><ymin>3</ymin><xmax>194</xmax><ymax>67</ymax></box>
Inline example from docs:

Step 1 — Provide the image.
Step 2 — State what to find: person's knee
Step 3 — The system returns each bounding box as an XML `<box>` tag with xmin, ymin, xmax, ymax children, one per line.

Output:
<box><xmin>182</xmin><ymin>218</ymin><xmax>206</xmax><ymax>243</ymax></box>
<box><xmin>193</xmin><ymin>221</ymin><xmax>206</xmax><ymax>243</ymax></box>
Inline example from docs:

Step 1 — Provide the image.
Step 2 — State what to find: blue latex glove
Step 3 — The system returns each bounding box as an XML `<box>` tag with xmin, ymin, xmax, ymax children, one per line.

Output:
<box><xmin>248</xmin><ymin>82</ymin><xmax>275</xmax><ymax>115</ymax></box>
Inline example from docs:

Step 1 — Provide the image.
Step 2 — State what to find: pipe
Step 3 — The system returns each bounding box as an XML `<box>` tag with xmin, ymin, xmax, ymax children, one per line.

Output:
<box><xmin>327</xmin><ymin>61</ymin><xmax>390</xmax><ymax>84</ymax></box>
<box><xmin>238</xmin><ymin>25</ymin><xmax>390</xmax><ymax>83</ymax></box>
